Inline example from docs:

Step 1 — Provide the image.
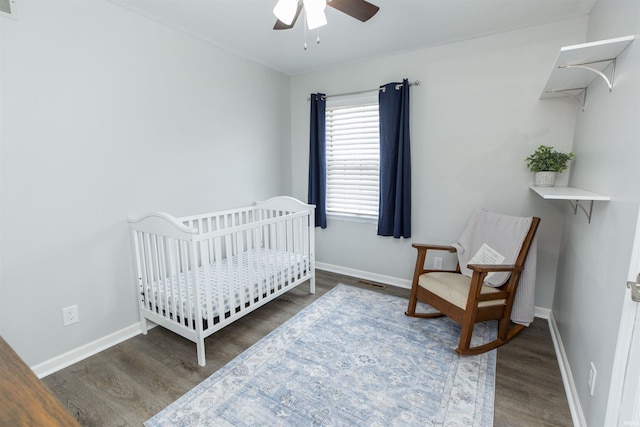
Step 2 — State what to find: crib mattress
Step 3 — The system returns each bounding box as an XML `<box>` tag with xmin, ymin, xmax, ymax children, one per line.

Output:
<box><xmin>145</xmin><ymin>248</ymin><xmax>307</xmax><ymax>322</ymax></box>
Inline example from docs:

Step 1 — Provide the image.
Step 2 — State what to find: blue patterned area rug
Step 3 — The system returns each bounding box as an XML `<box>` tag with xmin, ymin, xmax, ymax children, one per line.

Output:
<box><xmin>145</xmin><ymin>284</ymin><xmax>497</xmax><ymax>427</ymax></box>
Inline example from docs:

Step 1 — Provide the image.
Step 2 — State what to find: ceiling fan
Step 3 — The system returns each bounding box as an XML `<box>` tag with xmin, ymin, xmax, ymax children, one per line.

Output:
<box><xmin>273</xmin><ymin>0</ymin><xmax>380</xmax><ymax>31</ymax></box>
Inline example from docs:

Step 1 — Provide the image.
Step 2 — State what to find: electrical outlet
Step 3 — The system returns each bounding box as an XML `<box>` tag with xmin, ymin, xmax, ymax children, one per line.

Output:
<box><xmin>434</xmin><ymin>257</ymin><xmax>443</xmax><ymax>269</ymax></box>
<box><xmin>62</xmin><ymin>305</ymin><xmax>79</xmax><ymax>326</ymax></box>
<box><xmin>588</xmin><ymin>362</ymin><xmax>597</xmax><ymax>396</ymax></box>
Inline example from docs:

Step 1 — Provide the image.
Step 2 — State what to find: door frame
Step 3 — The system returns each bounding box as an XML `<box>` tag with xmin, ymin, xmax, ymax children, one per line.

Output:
<box><xmin>605</xmin><ymin>207</ymin><xmax>640</xmax><ymax>425</ymax></box>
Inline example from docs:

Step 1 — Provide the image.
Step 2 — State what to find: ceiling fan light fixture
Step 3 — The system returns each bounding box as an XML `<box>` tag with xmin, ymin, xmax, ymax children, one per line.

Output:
<box><xmin>303</xmin><ymin>0</ymin><xmax>327</xmax><ymax>30</ymax></box>
<box><xmin>273</xmin><ymin>0</ymin><xmax>298</xmax><ymax>25</ymax></box>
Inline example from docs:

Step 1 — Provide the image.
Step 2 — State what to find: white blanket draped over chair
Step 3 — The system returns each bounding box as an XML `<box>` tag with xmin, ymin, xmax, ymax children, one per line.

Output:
<box><xmin>452</xmin><ymin>209</ymin><xmax>537</xmax><ymax>326</ymax></box>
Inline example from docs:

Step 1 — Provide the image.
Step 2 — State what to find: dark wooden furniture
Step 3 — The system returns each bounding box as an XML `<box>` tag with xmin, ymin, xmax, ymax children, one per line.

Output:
<box><xmin>406</xmin><ymin>215</ymin><xmax>540</xmax><ymax>355</ymax></box>
<box><xmin>0</xmin><ymin>336</ymin><xmax>79</xmax><ymax>426</ymax></box>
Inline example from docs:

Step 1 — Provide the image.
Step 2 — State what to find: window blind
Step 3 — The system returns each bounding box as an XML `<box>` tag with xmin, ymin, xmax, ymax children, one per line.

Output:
<box><xmin>326</xmin><ymin>102</ymin><xmax>380</xmax><ymax>218</ymax></box>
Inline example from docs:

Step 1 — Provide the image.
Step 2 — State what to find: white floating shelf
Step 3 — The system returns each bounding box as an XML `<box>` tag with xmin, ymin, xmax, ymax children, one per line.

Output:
<box><xmin>541</xmin><ymin>35</ymin><xmax>634</xmax><ymax>109</ymax></box>
<box><xmin>530</xmin><ymin>186</ymin><xmax>610</xmax><ymax>223</ymax></box>
<box><xmin>530</xmin><ymin>186</ymin><xmax>610</xmax><ymax>201</ymax></box>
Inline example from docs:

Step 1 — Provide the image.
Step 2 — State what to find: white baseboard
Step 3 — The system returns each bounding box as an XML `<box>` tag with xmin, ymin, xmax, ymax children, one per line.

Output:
<box><xmin>535</xmin><ymin>306</ymin><xmax>552</xmax><ymax>319</ymax></box>
<box><xmin>316</xmin><ymin>262</ymin><xmax>412</xmax><ymax>289</ymax></box>
<box><xmin>548</xmin><ymin>312</ymin><xmax>586</xmax><ymax>427</ymax></box>
<box><xmin>316</xmin><ymin>262</ymin><xmax>550</xmax><ymax>319</ymax></box>
<box><xmin>31</xmin><ymin>323</ymin><xmax>146</xmax><ymax>379</ymax></box>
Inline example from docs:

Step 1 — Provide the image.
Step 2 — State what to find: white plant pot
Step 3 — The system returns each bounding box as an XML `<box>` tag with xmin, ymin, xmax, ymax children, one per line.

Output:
<box><xmin>535</xmin><ymin>171</ymin><xmax>557</xmax><ymax>187</ymax></box>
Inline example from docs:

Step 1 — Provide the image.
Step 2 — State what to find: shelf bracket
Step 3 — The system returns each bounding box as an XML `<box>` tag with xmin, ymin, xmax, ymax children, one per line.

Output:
<box><xmin>567</xmin><ymin>199</ymin><xmax>594</xmax><ymax>223</ymax></box>
<box><xmin>543</xmin><ymin>87</ymin><xmax>587</xmax><ymax>111</ymax></box>
<box><xmin>559</xmin><ymin>58</ymin><xmax>617</xmax><ymax>92</ymax></box>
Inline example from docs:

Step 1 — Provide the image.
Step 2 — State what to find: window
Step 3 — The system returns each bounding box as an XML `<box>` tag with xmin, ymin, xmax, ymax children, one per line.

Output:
<box><xmin>325</xmin><ymin>94</ymin><xmax>380</xmax><ymax>220</ymax></box>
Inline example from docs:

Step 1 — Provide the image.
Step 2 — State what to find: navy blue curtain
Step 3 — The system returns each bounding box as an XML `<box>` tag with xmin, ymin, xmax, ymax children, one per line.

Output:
<box><xmin>308</xmin><ymin>93</ymin><xmax>327</xmax><ymax>228</ymax></box>
<box><xmin>378</xmin><ymin>79</ymin><xmax>411</xmax><ymax>238</ymax></box>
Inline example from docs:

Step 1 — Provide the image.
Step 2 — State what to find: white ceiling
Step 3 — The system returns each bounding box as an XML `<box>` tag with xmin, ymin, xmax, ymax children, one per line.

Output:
<box><xmin>110</xmin><ymin>0</ymin><xmax>596</xmax><ymax>76</ymax></box>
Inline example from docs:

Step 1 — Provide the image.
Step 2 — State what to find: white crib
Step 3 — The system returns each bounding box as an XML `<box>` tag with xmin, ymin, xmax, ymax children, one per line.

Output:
<box><xmin>129</xmin><ymin>196</ymin><xmax>315</xmax><ymax>366</ymax></box>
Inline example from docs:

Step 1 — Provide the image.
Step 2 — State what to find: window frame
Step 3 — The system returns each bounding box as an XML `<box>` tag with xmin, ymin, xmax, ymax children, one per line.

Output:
<box><xmin>324</xmin><ymin>93</ymin><xmax>380</xmax><ymax>223</ymax></box>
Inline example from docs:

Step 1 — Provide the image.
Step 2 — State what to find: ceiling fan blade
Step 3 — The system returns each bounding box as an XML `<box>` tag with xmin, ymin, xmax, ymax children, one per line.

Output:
<box><xmin>327</xmin><ymin>0</ymin><xmax>379</xmax><ymax>22</ymax></box>
<box><xmin>274</xmin><ymin>2</ymin><xmax>303</xmax><ymax>29</ymax></box>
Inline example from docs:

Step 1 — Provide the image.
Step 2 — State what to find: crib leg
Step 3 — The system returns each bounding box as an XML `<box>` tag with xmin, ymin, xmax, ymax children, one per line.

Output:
<box><xmin>196</xmin><ymin>338</ymin><xmax>206</xmax><ymax>367</ymax></box>
<box><xmin>140</xmin><ymin>317</ymin><xmax>149</xmax><ymax>335</ymax></box>
<box><xmin>309</xmin><ymin>276</ymin><xmax>316</xmax><ymax>294</ymax></box>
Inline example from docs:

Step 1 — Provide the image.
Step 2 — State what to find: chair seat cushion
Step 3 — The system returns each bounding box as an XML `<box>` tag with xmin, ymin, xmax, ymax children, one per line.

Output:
<box><xmin>418</xmin><ymin>272</ymin><xmax>505</xmax><ymax>309</ymax></box>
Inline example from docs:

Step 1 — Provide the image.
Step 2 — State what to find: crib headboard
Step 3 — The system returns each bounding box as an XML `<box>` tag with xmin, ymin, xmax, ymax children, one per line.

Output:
<box><xmin>128</xmin><ymin>212</ymin><xmax>198</xmax><ymax>240</ymax></box>
<box><xmin>254</xmin><ymin>196</ymin><xmax>315</xmax><ymax>214</ymax></box>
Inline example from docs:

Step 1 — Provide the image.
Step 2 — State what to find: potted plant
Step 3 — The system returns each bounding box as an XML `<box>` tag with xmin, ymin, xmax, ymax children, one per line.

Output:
<box><xmin>525</xmin><ymin>145</ymin><xmax>575</xmax><ymax>187</ymax></box>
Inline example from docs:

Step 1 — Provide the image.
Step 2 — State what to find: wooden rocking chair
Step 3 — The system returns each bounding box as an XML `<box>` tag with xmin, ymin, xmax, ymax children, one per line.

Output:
<box><xmin>405</xmin><ymin>211</ymin><xmax>540</xmax><ymax>355</ymax></box>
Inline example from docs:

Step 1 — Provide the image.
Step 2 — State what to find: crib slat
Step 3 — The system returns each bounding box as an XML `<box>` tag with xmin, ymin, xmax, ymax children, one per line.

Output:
<box><xmin>224</xmin><ymin>232</ymin><xmax>237</xmax><ymax>315</ymax></box>
<box><xmin>199</xmin><ymin>239</ymin><xmax>214</xmax><ymax>328</ymax></box>
<box><xmin>189</xmin><ymin>240</ymin><xmax>203</xmax><ymax>329</ymax></box>
<box><xmin>130</xmin><ymin>231</ymin><xmax>146</xmax><ymax>313</ymax></box>
<box><xmin>157</xmin><ymin>237</ymin><xmax>170</xmax><ymax>318</ymax></box>
<box><xmin>233</xmin><ymin>230</ymin><xmax>245</xmax><ymax>310</ymax></box>
<box><xmin>276</xmin><ymin>220</ymin><xmax>284</xmax><ymax>292</ymax></box>
<box><xmin>243</xmin><ymin>228</ymin><xmax>255</xmax><ymax>307</ymax></box>
<box><xmin>180</xmin><ymin>240</ymin><xmax>195</xmax><ymax>329</ymax></box>
<box><xmin>213</xmin><ymin>235</ymin><xmax>225</xmax><ymax>323</ymax></box>
<box><xmin>172</xmin><ymin>239</ymin><xmax>184</xmax><ymax>326</ymax></box>
<box><xmin>294</xmin><ymin>216</ymin><xmax>302</xmax><ymax>279</ymax></box>
<box><xmin>164</xmin><ymin>238</ymin><xmax>178</xmax><ymax>325</ymax></box>
<box><xmin>265</xmin><ymin>222</ymin><xmax>275</xmax><ymax>295</ymax></box>
<box><xmin>253</xmin><ymin>224</ymin><xmax>265</xmax><ymax>303</ymax></box>
<box><xmin>276</xmin><ymin>220</ymin><xmax>283</xmax><ymax>292</ymax></box>
<box><xmin>174</xmin><ymin>240</ymin><xmax>188</xmax><ymax>326</ymax></box>
<box><xmin>289</xmin><ymin>216</ymin><xmax>296</xmax><ymax>273</ymax></box>
<box><xmin>142</xmin><ymin>233</ymin><xmax>158</xmax><ymax>316</ymax></box>
<box><xmin>257</xmin><ymin>222</ymin><xmax>265</xmax><ymax>298</ymax></box>
<box><xmin>137</xmin><ymin>231</ymin><xmax>152</xmax><ymax>313</ymax></box>
<box><xmin>294</xmin><ymin>217</ymin><xmax>301</xmax><ymax>279</ymax></box>
<box><xmin>206</xmin><ymin>217</ymin><xmax>214</xmax><ymax>264</ymax></box>
<box><xmin>151</xmin><ymin>235</ymin><xmax>163</xmax><ymax>314</ymax></box>
<box><xmin>151</xmin><ymin>235</ymin><xmax>165</xmax><ymax>315</ymax></box>
<box><xmin>286</xmin><ymin>217</ymin><xmax>294</xmax><ymax>283</ymax></box>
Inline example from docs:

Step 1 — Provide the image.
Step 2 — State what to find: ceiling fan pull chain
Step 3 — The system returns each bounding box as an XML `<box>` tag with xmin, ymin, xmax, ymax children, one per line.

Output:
<box><xmin>304</xmin><ymin>13</ymin><xmax>308</xmax><ymax>50</ymax></box>
<box><xmin>317</xmin><ymin>28</ymin><xmax>320</xmax><ymax>44</ymax></box>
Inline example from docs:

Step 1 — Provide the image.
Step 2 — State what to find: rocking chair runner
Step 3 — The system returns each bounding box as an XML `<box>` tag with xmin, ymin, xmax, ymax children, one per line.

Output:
<box><xmin>405</xmin><ymin>211</ymin><xmax>540</xmax><ymax>355</ymax></box>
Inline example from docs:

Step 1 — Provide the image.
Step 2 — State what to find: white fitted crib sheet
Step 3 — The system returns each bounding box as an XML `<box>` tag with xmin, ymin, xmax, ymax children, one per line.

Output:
<box><xmin>146</xmin><ymin>248</ymin><xmax>307</xmax><ymax>322</ymax></box>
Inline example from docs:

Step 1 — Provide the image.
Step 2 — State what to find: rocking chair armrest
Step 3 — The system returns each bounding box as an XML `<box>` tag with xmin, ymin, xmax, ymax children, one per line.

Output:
<box><xmin>411</xmin><ymin>244</ymin><xmax>460</xmax><ymax>278</ymax></box>
<box><xmin>412</xmin><ymin>243</ymin><xmax>457</xmax><ymax>253</ymax></box>
<box><xmin>467</xmin><ymin>264</ymin><xmax>523</xmax><ymax>273</ymax></box>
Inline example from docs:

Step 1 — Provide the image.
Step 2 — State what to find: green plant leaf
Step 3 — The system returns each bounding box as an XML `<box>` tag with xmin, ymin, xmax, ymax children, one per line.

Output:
<box><xmin>525</xmin><ymin>145</ymin><xmax>574</xmax><ymax>172</ymax></box>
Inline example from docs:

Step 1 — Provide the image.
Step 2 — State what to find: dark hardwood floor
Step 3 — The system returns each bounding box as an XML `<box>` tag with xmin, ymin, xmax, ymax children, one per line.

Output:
<box><xmin>42</xmin><ymin>270</ymin><xmax>573</xmax><ymax>426</ymax></box>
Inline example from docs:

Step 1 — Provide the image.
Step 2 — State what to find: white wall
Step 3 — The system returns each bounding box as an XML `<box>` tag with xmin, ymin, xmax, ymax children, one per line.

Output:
<box><xmin>552</xmin><ymin>1</ymin><xmax>640</xmax><ymax>425</ymax></box>
<box><xmin>0</xmin><ymin>1</ymin><xmax>290</xmax><ymax>366</ymax></box>
<box><xmin>290</xmin><ymin>18</ymin><xmax>587</xmax><ymax>310</ymax></box>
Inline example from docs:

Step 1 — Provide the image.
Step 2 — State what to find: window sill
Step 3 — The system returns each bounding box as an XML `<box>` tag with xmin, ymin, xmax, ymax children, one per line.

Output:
<box><xmin>327</xmin><ymin>213</ymin><xmax>377</xmax><ymax>225</ymax></box>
